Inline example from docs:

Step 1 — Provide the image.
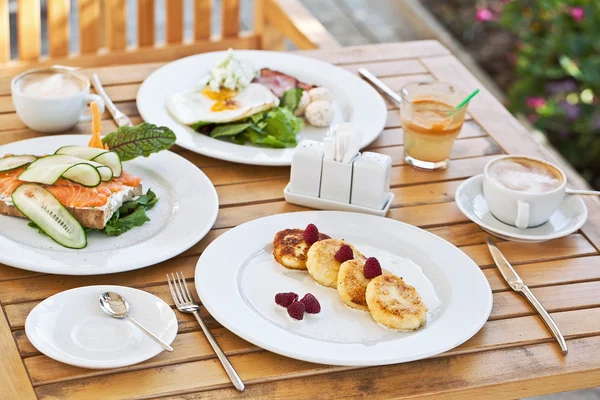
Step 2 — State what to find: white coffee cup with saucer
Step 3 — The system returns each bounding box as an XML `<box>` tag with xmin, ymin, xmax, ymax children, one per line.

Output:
<box><xmin>11</xmin><ymin>67</ymin><xmax>105</xmax><ymax>133</ymax></box>
<box><xmin>482</xmin><ymin>155</ymin><xmax>569</xmax><ymax>229</ymax></box>
<box><xmin>455</xmin><ymin>156</ymin><xmax>588</xmax><ymax>243</ymax></box>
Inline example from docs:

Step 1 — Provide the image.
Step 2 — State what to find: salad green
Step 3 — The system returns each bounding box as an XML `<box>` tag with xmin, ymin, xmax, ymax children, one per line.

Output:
<box><xmin>191</xmin><ymin>89</ymin><xmax>304</xmax><ymax>148</ymax></box>
<box><xmin>102</xmin><ymin>123</ymin><xmax>176</xmax><ymax>161</ymax></box>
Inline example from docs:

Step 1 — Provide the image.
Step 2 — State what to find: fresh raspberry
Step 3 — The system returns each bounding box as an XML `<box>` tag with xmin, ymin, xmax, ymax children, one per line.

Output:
<box><xmin>275</xmin><ymin>292</ymin><xmax>299</xmax><ymax>307</ymax></box>
<box><xmin>335</xmin><ymin>245</ymin><xmax>354</xmax><ymax>263</ymax></box>
<box><xmin>300</xmin><ymin>293</ymin><xmax>321</xmax><ymax>314</ymax></box>
<box><xmin>287</xmin><ymin>301</ymin><xmax>305</xmax><ymax>320</ymax></box>
<box><xmin>364</xmin><ymin>257</ymin><xmax>383</xmax><ymax>279</ymax></box>
<box><xmin>303</xmin><ymin>223</ymin><xmax>319</xmax><ymax>245</ymax></box>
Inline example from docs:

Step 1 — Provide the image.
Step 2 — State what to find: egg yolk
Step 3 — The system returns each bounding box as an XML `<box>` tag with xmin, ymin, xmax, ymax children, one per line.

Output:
<box><xmin>202</xmin><ymin>87</ymin><xmax>240</xmax><ymax>112</ymax></box>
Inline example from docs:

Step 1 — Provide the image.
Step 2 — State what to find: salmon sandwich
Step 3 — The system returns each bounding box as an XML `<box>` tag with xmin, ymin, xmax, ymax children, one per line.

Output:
<box><xmin>0</xmin><ymin>102</ymin><xmax>175</xmax><ymax>249</ymax></box>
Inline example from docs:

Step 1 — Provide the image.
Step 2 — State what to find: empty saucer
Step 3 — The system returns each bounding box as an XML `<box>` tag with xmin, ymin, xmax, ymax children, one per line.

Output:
<box><xmin>25</xmin><ymin>285</ymin><xmax>178</xmax><ymax>369</ymax></box>
<box><xmin>455</xmin><ymin>175</ymin><xmax>588</xmax><ymax>243</ymax></box>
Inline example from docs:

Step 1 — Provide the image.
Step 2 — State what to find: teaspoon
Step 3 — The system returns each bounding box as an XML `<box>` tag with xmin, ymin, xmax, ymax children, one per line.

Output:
<box><xmin>99</xmin><ymin>291</ymin><xmax>174</xmax><ymax>352</ymax></box>
<box><xmin>566</xmin><ymin>189</ymin><xmax>600</xmax><ymax>196</ymax></box>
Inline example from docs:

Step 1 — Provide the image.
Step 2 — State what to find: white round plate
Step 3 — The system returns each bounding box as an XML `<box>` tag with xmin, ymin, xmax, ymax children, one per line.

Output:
<box><xmin>456</xmin><ymin>175</ymin><xmax>588</xmax><ymax>243</ymax></box>
<box><xmin>137</xmin><ymin>50</ymin><xmax>387</xmax><ymax>166</ymax></box>
<box><xmin>26</xmin><ymin>285</ymin><xmax>177</xmax><ymax>369</ymax></box>
<box><xmin>195</xmin><ymin>211</ymin><xmax>492</xmax><ymax>366</ymax></box>
<box><xmin>0</xmin><ymin>135</ymin><xmax>219</xmax><ymax>275</ymax></box>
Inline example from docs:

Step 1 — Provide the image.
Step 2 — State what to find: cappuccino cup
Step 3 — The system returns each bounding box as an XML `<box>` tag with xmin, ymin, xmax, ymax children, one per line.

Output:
<box><xmin>482</xmin><ymin>155</ymin><xmax>567</xmax><ymax>229</ymax></box>
<box><xmin>11</xmin><ymin>68</ymin><xmax>105</xmax><ymax>133</ymax></box>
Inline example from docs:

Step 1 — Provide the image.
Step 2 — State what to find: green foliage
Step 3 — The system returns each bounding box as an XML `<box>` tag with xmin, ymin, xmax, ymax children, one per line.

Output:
<box><xmin>494</xmin><ymin>0</ymin><xmax>600</xmax><ymax>188</ymax></box>
<box><xmin>102</xmin><ymin>123</ymin><xmax>176</xmax><ymax>161</ymax></box>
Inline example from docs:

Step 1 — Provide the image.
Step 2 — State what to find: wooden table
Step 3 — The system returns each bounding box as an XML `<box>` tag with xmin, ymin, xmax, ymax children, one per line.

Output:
<box><xmin>1</xmin><ymin>41</ymin><xmax>600</xmax><ymax>400</ymax></box>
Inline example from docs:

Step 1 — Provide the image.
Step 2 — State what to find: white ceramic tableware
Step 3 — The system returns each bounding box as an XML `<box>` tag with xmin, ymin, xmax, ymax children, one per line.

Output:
<box><xmin>25</xmin><ymin>285</ymin><xmax>178</xmax><ymax>369</ymax></box>
<box><xmin>456</xmin><ymin>174</ymin><xmax>587</xmax><ymax>243</ymax></box>
<box><xmin>195</xmin><ymin>211</ymin><xmax>492</xmax><ymax>366</ymax></box>
<box><xmin>0</xmin><ymin>135</ymin><xmax>219</xmax><ymax>275</ymax></box>
<box><xmin>482</xmin><ymin>155</ymin><xmax>567</xmax><ymax>229</ymax></box>
<box><xmin>137</xmin><ymin>50</ymin><xmax>387</xmax><ymax>166</ymax></box>
<box><xmin>12</xmin><ymin>68</ymin><xmax>105</xmax><ymax>133</ymax></box>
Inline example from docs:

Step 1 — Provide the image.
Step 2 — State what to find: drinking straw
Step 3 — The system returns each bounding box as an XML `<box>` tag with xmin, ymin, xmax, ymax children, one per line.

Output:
<box><xmin>455</xmin><ymin>88</ymin><xmax>480</xmax><ymax>109</ymax></box>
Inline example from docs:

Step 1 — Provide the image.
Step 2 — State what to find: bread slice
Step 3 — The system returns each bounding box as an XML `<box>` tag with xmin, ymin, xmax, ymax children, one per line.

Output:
<box><xmin>0</xmin><ymin>184</ymin><xmax>143</xmax><ymax>229</ymax></box>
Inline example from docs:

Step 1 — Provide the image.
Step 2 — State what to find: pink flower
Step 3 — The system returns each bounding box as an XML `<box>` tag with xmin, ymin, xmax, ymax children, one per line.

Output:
<box><xmin>526</xmin><ymin>97</ymin><xmax>546</xmax><ymax>109</ymax></box>
<box><xmin>571</xmin><ymin>7</ymin><xmax>584</xmax><ymax>21</ymax></box>
<box><xmin>475</xmin><ymin>8</ymin><xmax>494</xmax><ymax>22</ymax></box>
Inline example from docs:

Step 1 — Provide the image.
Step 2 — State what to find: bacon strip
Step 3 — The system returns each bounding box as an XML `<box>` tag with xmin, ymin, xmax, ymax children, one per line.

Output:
<box><xmin>253</xmin><ymin>68</ymin><xmax>315</xmax><ymax>98</ymax></box>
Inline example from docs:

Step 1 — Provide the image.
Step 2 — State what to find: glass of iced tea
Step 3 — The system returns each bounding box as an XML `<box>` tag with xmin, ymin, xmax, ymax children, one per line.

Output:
<box><xmin>400</xmin><ymin>82</ymin><xmax>469</xmax><ymax>170</ymax></box>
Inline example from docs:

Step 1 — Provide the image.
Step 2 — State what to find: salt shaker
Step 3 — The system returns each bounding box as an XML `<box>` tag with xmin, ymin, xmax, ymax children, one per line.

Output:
<box><xmin>351</xmin><ymin>152</ymin><xmax>392</xmax><ymax>210</ymax></box>
<box><xmin>320</xmin><ymin>155</ymin><xmax>358</xmax><ymax>203</ymax></box>
<box><xmin>289</xmin><ymin>140</ymin><xmax>324</xmax><ymax>197</ymax></box>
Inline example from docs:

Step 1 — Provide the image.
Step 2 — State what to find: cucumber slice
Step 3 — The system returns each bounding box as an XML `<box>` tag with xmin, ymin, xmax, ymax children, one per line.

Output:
<box><xmin>19</xmin><ymin>155</ymin><xmax>103</xmax><ymax>187</ymax></box>
<box><xmin>56</xmin><ymin>146</ymin><xmax>122</xmax><ymax>178</ymax></box>
<box><xmin>0</xmin><ymin>155</ymin><xmax>37</xmax><ymax>172</ymax></box>
<box><xmin>61</xmin><ymin>164</ymin><xmax>103</xmax><ymax>187</ymax></box>
<box><xmin>12</xmin><ymin>183</ymin><xmax>86</xmax><ymax>249</ymax></box>
<box><xmin>55</xmin><ymin>145</ymin><xmax>107</xmax><ymax>159</ymax></box>
<box><xmin>92</xmin><ymin>152</ymin><xmax>122</xmax><ymax>178</ymax></box>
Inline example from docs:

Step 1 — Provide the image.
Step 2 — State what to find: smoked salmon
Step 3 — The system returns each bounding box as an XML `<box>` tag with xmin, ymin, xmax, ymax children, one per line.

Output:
<box><xmin>0</xmin><ymin>166</ymin><xmax>141</xmax><ymax>208</ymax></box>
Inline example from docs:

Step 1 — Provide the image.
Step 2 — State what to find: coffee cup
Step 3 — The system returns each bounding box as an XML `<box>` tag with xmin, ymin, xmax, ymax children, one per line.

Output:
<box><xmin>11</xmin><ymin>68</ymin><xmax>105</xmax><ymax>133</ymax></box>
<box><xmin>482</xmin><ymin>155</ymin><xmax>567</xmax><ymax>229</ymax></box>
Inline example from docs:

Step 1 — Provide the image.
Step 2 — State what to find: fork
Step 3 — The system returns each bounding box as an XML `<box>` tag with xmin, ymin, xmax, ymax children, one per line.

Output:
<box><xmin>167</xmin><ymin>272</ymin><xmax>245</xmax><ymax>392</ymax></box>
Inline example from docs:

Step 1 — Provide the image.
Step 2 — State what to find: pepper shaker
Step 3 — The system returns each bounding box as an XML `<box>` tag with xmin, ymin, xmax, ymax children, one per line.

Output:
<box><xmin>351</xmin><ymin>152</ymin><xmax>392</xmax><ymax>210</ymax></box>
<box><xmin>289</xmin><ymin>140</ymin><xmax>324</xmax><ymax>197</ymax></box>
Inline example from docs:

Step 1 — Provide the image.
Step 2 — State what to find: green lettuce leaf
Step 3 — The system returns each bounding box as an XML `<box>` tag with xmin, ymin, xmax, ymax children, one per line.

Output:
<box><xmin>103</xmin><ymin>189</ymin><xmax>158</xmax><ymax>236</ymax></box>
<box><xmin>102</xmin><ymin>123</ymin><xmax>176</xmax><ymax>161</ymax></box>
<box><xmin>210</xmin><ymin>123</ymin><xmax>250</xmax><ymax>138</ymax></box>
<box><xmin>280</xmin><ymin>88</ymin><xmax>304</xmax><ymax>111</ymax></box>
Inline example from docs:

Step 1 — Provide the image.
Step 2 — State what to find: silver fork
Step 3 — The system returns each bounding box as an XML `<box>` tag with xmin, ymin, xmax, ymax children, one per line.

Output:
<box><xmin>167</xmin><ymin>272</ymin><xmax>245</xmax><ymax>392</ymax></box>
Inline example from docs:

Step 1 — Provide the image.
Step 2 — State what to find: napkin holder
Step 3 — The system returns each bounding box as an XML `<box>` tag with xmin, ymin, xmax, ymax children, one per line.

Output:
<box><xmin>284</xmin><ymin>143</ymin><xmax>394</xmax><ymax>216</ymax></box>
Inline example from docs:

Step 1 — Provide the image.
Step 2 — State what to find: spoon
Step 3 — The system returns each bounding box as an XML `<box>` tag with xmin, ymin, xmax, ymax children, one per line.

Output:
<box><xmin>99</xmin><ymin>291</ymin><xmax>174</xmax><ymax>352</ymax></box>
<box><xmin>566</xmin><ymin>189</ymin><xmax>600</xmax><ymax>196</ymax></box>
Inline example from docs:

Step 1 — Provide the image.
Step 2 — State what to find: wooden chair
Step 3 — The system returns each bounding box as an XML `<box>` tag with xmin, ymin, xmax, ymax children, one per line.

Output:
<box><xmin>0</xmin><ymin>0</ymin><xmax>339</xmax><ymax>74</ymax></box>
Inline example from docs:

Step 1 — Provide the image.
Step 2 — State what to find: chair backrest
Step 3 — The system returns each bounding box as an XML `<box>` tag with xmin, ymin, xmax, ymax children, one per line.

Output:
<box><xmin>0</xmin><ymin>0</ymin><xmax>258</xmax><ymax>66</ymax></box>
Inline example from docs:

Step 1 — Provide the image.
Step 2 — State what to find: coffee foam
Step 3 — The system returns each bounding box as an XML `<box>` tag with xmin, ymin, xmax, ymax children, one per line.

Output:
<box><xmin>17</xmin><ymin>71</ymin><xmax>85</xmax><ymax>98</ymax></box>
<box><xmin>488</xmin><ymin>158</ymin><xmax>563</xmax><ymax>194</ymax></box>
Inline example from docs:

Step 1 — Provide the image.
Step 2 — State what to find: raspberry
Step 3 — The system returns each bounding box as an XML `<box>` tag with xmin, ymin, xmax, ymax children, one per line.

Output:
<box><xmin>300</xmin><ymin>293</ymin><xmax>321</xmax><ymax>314</ymax></box>
<box><xmin>334</xmin><ymin>245</ymin><xmax>354</xmax><ymax>263</ymax></box>
<box><xmin>303</xmin><ymin>223</ymin><xmax>319</xmax><ymax>245</ymax></box>
<box><xmin>275</xmin><ymin>292</ymin><xmax>299</xmax><ymax>307</ymax></box>
<box><xmin>287</xmin><ymin>301</ymin><xmax>305</xmax><ymax>320</ymax></box>
<box><xmin>364</xmin><ymin>257</ymin><xmax>383</xmax><ymax>279</ymax></box>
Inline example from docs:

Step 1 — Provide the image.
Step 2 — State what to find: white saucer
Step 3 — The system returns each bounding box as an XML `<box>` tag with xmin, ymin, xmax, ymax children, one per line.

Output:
<box><xmin>455</xmin><ymin>175</ymin><xmax>588</xmax><ymax>243</ymax></box>
<box><xmin>25</xmin><ymin>285</ymin><xmax>178</xmax><ymax>369</ymax></box>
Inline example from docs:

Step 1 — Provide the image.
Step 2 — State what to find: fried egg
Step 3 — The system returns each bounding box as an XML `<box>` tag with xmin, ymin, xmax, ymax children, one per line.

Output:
<box><xmin>167</xmin><ymin>83</ymin><xmax>279</xmax><ymax>125</ymax></box>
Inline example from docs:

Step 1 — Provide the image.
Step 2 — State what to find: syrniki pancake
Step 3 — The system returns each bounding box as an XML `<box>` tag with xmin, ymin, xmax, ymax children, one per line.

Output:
<box><xmin>337</xmin><ymin>259</ymin><xmax>369</xmax><ymax>310</ymax></box>
<box><xmin>366</xmin><ymin>274</ymin><xmax>427</xmax><ymax>330</ymax></box>
<box><xmin>273</xmin><ymin>228</ymin><xmax>330</xmax><ymax>270</ymax></box>
<box><xmin>306</xmin><ymin>239</ymin><xmax>365</xmax><ymax>288</ymax></box>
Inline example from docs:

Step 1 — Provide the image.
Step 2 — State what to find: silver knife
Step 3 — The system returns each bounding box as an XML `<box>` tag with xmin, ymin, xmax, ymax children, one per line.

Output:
<box><xmin>358</xmin><ymin>68</ymin><xmax>403</xmax><ymax>105</ymax></box>
<box><xmin>487</xmin><ymin>237</ymin><xmax>568</xmax><ymax>355</ymax></box>
<box><xmin>91</xmin><ymin>73</ymin><xmax>133</xmax><ymax>127</ymax></box>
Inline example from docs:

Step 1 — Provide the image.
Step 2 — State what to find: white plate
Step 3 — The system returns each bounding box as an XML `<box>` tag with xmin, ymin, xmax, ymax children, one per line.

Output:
<box><xmin>456</xmin><ymin>175</ymin><xmax>588</xmax><ymax>243</ymax></box>
<box><xmin>137</xmin><ymin>50</ymin><xmax>387</xmax><ymax>166</ymax></box>
<box><xmin>25</xmin><ymin>285</ymin><xmax>178</xmax><ymax>369</ymax></box>
<box><xmin>195</xmin><ymin>211</ymin><xmax>492</xmax><ymax>366</ymax></box>
<box><xmin>0</xmin><ymin>135</ymin><xmax>219</xmax><ymax>275</ymax></box>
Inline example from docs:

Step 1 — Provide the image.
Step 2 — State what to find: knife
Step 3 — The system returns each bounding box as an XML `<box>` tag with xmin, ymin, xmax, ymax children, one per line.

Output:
<box><xmin>91</xmin><ymin>73</ymin><xmax>133</xmax><ymax>127</ymax></box>
<box><xmin>358</xmin><ymin>68</ymin><xmax>403</xmax><ymax>105</ymax></box>
<box><xmin>487</xmin><ymin>238</ymin><xmax>568</xmax><ymax>355</ymax></box>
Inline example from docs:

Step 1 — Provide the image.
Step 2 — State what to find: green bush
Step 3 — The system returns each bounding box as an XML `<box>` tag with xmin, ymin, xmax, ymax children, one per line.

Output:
<box><xmin>491</xmin><ymin>0</ymin><xmax>600</xmax><ymax>188</ymax></box>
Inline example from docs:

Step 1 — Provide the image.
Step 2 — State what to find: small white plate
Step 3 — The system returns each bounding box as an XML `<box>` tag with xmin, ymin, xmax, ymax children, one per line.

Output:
<box><xmin>0</xmin><ymin>135</ymin><xmax>219</xmax><ymax>275</ymax></box>
<box><xmin>195</xmin><ymin>211</ymin><xmax>492</xmax><ymax>366</ymax></box>
<box><xmin>137</xmin><ymin>50</ymin><xmax>387</xmax><ymax>166</ymax></box>
<box><xmin>456</xmin><ymin>175</ymin><xmax>588</xmax><ymax>243</ymax></box>
<box><xmin>25</xmin><ymin>285</ymin><xmax>178</xmax><ymax>369</ymax></box>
